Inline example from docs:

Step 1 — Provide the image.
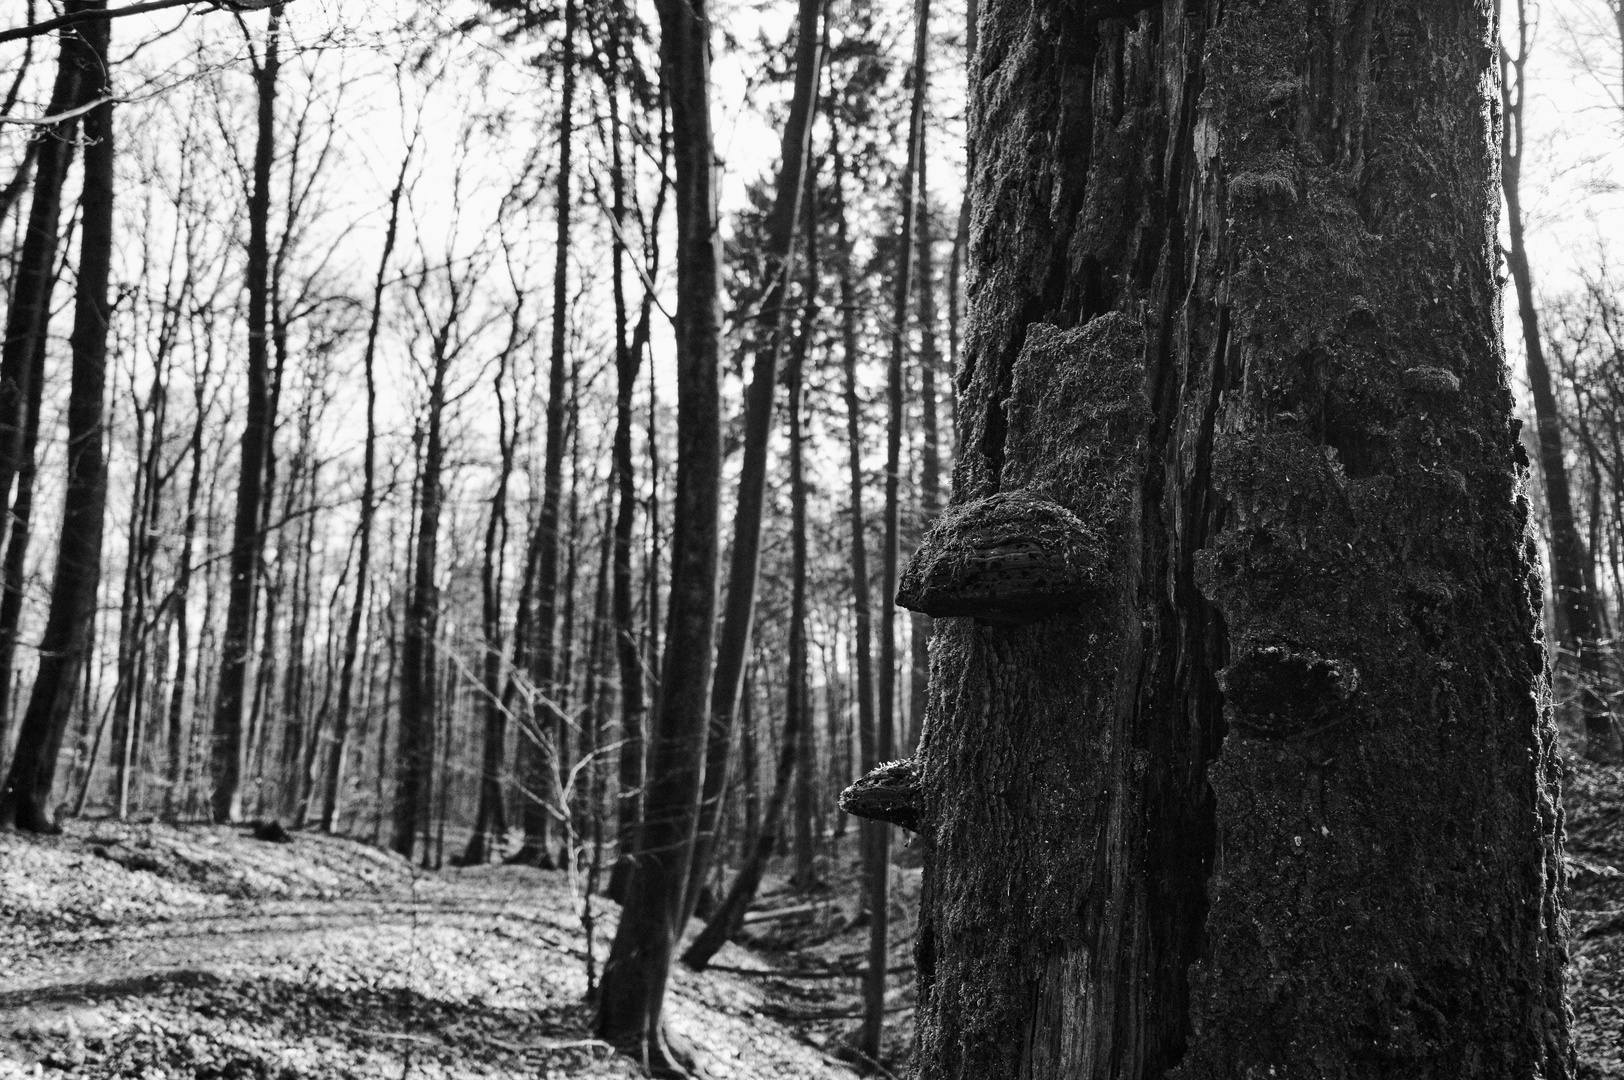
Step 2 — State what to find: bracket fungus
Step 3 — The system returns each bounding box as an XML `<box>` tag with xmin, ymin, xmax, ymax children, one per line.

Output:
<box><xmin>897</xmin><ymin>491</ymin><xmax>1104</xmax><ymax>623</ymax></box>
<box><xmin>839</xmin><ymin>758</ymin><xmax>922</xmax><ymax>832</ymax></box>
<box><xmin>1221</xmin><ymin>644</ymin><xmax>1359</xmax><ymax>739</ymax></box>
<box><xmin>1401</xmin><ymin>366</ymin><xmax>1461</xmax><ymax>397</ymax></box>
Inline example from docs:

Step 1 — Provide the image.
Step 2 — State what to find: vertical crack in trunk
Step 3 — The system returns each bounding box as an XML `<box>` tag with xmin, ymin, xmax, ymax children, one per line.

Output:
<box><xmin>915</xmin><ymin>2</ymin><xmax>1566</xmax><ymax>1077</ymax></box>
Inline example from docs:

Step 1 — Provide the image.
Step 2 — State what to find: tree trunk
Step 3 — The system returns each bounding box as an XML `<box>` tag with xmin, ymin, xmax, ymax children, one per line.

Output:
<box><xmin>211</xmin><ymin>3</ymin><xmax>281</xmax><ymax>824</ymax></box>
<box><xmin>607</xmin><ymin>0</ymin><xmax>649</xmax><ymax>901</ymax></box>
<box><xmin>0</xmin><ymin>13</ymin><xmax>114</xmax><ymax>832</ymax></box>
<box><xmin>321</xmin><ymin>141</ymin><xmax>409</xmax><ymax>833</ymax></box>
<box><xmin>685</xmin><ymin>183</ymin><xmax>824</xmax><ymax>965</ymax></box>
<box><xmin>464</xmin><ymin>316</ymin><xmax>521</xmax><ymax>864</ymax></box>
<box><xmin>391</xmin><ymin>312</ymin><xmax>451</xmax><ymax>860</ymax></box>
<box><xmin>789</xmin><ymin>169</ymin><xmax>820</xmax><ymax>891</ymax></box>
<box><xmin>894</xmin><ymin>4</ymin><xmax>1569</xmax><ymax>1077</ymax></box>
<box><xmin>908</xmin><ymin>143</ymin><xmax>941</xmax><ymax>758</ymax></box>
<box><xmin>861</xmin><ymin>0</ymin><xmax>929</xmax><ymax>1058</ymax></box>
<box><xmin>164</xmin><ymin>345</ymin><xmax>214</xmax><ymax>820</ymax></box>
<box><xmin>514</xmin><ymin>0</ymin><xmax>578</xmax><ymax>867</ymax></box>
<box><xmin>0</xmin><ymin>1</ymin><xmax>97</xmax><ymax>774</ymax></box>
<box><xmin>834</xmin><ymin>126</ymin><xmax>877</xmax><ymax>886</ymax></box>
<box><xmin>1501</xmin><ymin>0</ymin><xmax>1614</xmax><ymax>760</ymax></box>
<box><xmin>685</xmin><ymin>0</ymin><xmax>825</xmax><ymax>918</ymax></box>
<box><xmin>593</xmin><ymin>0</ymin><xmax>722</xmax><ymax>1061</ymax></box>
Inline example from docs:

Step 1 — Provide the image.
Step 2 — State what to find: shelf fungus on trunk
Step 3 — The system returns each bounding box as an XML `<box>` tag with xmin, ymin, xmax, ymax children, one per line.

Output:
<box><xmin>1220</xmin><ymin>644</ymin><xmax>1359</xmax><ymax>740</ymax></box>
<box><xmin>896</xmin><ymin>491</ymin><xmax>1104</xmax><ymax>623</ymax></box>
<box><xmin>839</xmin><ymin>758</ymin><xmax>921</xmax><ymax>832</ymax></box>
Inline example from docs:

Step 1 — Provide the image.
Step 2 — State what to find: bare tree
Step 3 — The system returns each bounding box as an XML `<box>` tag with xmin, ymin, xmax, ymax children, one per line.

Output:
<box><xmin>594</xmin><ymin>0</ymin><xmax>723</xmax><ymax>1063</ymax></box>
<box><xmin>0</xmin><ymin>4</ymin><xmax>115</xmax><ymax>832</ymax></box>
<box><xmin>210</xmin><ymin>2</ymin><xmax>282</xmax><ymax>823</ymax></box>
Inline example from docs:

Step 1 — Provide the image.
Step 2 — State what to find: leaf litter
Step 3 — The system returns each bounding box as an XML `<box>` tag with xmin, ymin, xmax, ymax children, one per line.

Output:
<box><xmin>0</xmin><ymin>822</ymin><xmax>851</xmax><ymax>1079</ymax></box>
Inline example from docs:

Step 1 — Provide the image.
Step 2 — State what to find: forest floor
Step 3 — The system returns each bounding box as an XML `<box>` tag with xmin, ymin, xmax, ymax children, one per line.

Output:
<box><xmin>0</xmin><ymin>735</ymin><xmax>1617</xmax><ymax>1079</ymax></box>
<box><xmin>1562</xmin><ymin>725</ymin><xmax>1624</xmax><ymax>1079</ymax></box>
<box><xmin>0</xmin><ymin>821</ymin><xmax>868</xmax><ymax>1080</ymax></box>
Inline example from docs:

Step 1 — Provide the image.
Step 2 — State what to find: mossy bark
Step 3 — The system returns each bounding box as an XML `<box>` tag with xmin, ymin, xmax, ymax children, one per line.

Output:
<box><xmin>911</xmin><ymin>3</ymin><xmax>1568</xmax><ymax>1077</ymax></box>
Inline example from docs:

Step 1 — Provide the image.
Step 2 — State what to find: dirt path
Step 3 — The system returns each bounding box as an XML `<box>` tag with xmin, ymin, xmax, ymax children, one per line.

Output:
<box><xmin>0</xmin><ymin>824</ymin><xmax>851</xmax><ymax>1080</ymax></box>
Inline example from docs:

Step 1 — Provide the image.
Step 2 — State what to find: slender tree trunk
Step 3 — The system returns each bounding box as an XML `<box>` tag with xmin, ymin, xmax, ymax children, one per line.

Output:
<box><xmin>908</xmin><ymin>144</ymin><xmax>941</xmax><ymax>758</ymax></box>
<box><xmin>465</xmin><ymin>320</ymin><xmax>520</xmax><ymax>864</ymax></box>
<box><xmin>685</xmin><ymin>0</ymin><xmax>825</xmax><ymax>918</ymax></box>
<box><xmin>1501</xmin><ymin>0</ymin><xmax>1614</xmax><ymax>760</ymax></box>
<box><xmin>164</xmin><ymin>346</ymin><xmax>213</xmax><ymax>821</ymax></box>
<box><xmin>594</xmin><ymin>0</ymin><xmax>723</xmax><ymax>1061</ymax></box>
<box><xmin>511</xmin><ymin>0</ymin><xmax>579</xmax><ymax>868</ymax></box>
<box><xmin>680</xmin><ymin>646</ymin><xmax>809</xmax><ymax>968</ymax></box>
<box><xmin>740</xmin><ymin>670</ymin><xmax>760</xmax><ymax>853</ymax></box>
<box><xmin>321</xmin><ymin>143</ymin><xmax>408</xmax><ymax>833</ymax></box>
<box><xmin>834</xmin><ymin>127</ymin><xmax>877</xmax><ymax>886</ymax></box>
<box><xmin>789</xmin><ymin>170</ymin><xmax>820</xmax><ymax>891</ymax></box>
<box><xmin>0</xmin><ymin>13</ymin><xmax>114</xmax><ymax>832</ymax></box>
<box><xmin>860</xmin><ymin>0</ymin><xmax>928</xmax><ymax>1057</ymax></box>
<box><xmin>391</xmin><ymin>318</ymin><xmax>451</xmax><ymax>860</ymax></box>
<box><xmin>211</xmin><ymin>4</ymin><xmax>281</xmax><ymax>823</ymax></box>
<box><xmin>607</xmin><ymin>1</ymin><xmax>649</xmax><ymax>902</ymax></box>
<box><xmin>892</xmin><ymin>4</ymin><xmax>1570</xmax><ymax>1076</ymax></box>
<box><xmin>686</xmin><ymin>183</ymin><xmax>824</xmax><ymax>965</ymax></box>
<box><xmin>0</xmin><ymin>1</ymin><xmax>97</xmax><ymax>772</ymax></box>
<box><xmin>557</xmin><ymin>381</ymin><xmax>586</xmax><ymax>865</ymax></box>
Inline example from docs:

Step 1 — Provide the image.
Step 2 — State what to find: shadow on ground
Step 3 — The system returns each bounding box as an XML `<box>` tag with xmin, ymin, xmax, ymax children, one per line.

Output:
<box><xmin>3</xmin><ymin>971</ymin><xmax>633</xmax><ymax>1079</ymax></box>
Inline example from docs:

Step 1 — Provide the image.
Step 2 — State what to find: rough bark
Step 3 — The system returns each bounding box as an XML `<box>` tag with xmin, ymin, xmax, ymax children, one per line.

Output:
<box><xmin>684</xmin><ymin>0</ymin><xmax>825</xmax><ymax>920</ymax></box>
<box><xmin>0</xmin><ymin>13</ymin><xmax>113</xmax><ymax>832</ymax></box>
<box><xmin>908</xmin><ymin>4</ymin><xmax>1569</xmax><ymax>1078</ymax></box>
<box><xmin>593</xmin><ymin>0</ymin><xmax>722</xmax><ymax>1062</ymax></box>
<box><xmin>211</xmin><ymin>3</ymin><xmax>281</xmax><ymax>824</ymax></box>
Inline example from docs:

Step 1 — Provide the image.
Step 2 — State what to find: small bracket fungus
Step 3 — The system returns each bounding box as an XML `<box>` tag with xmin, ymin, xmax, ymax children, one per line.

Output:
<box><xmin>897</xmin><ymin>491</ymin><xmax>1104</xmax><ymax>623</ymax></box>
<box><xmin>1402</xmin><ymin>366</ymin><xmax>1461</xmax><ymax>396</ymax></box>
<box><xmin>839</xmin><ymin>758</ymin><xmax>922</xmax><ymax>832</ymax></box>
<box><xmin>1221</xmin><ymin>645</ymin><xmax>1359</xmax><ymax>739</ymax></box>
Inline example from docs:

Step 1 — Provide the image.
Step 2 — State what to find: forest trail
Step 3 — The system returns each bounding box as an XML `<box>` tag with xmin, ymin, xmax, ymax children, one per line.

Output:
<box><xmin>0</xmin><ymin>823</ymin><xmax>854</xmax><ymax>1079</ymax></box>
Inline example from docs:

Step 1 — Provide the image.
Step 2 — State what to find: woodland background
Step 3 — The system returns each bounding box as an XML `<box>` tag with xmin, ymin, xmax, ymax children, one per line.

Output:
<box><xmin>1</xmin><ymin>0</ymin><xmax>1624</xmax><ymax>1075</ymax></box>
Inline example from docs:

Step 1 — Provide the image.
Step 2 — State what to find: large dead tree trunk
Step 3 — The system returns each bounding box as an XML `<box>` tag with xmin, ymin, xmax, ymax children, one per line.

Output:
<box><xmin>594</xmin><ymin>0</ymin><xmax>722</xmax><ymax>1064</ymax></box>
<box><xmin>874</xmin><ymin>4</ymin><xmax>1569</xmax><ymax>1077</ymax></box>
<box><xmin>0</xmin><ymin>9</ymin><xmax>114</xmax><ymax>832</ymax></box>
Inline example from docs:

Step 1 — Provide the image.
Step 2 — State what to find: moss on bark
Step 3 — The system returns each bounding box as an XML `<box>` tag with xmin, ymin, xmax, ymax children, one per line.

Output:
<box><xmin>913</xmin><ymin>2</ymin><xmax>1569</xmax><ymax>1077</ymax></box>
